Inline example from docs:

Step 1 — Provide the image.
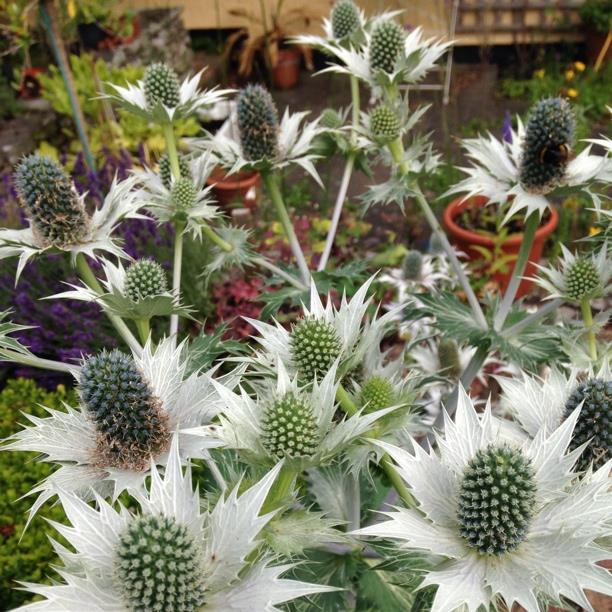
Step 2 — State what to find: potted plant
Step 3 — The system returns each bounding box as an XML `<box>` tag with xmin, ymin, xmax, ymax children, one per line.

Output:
<box><xmin>443</xmin><ymin>195</ymin><xmax>559</xmax><ymax>297</ymax></box>
<box><xmin>579</xmin><ymin>0</ymin><xmax>612</xmax><ymax>67</ymax></box>
<box><xmin>206</xmin><ymin>165</ymin><xmax>261</xmax><ymax>210</ymax></box>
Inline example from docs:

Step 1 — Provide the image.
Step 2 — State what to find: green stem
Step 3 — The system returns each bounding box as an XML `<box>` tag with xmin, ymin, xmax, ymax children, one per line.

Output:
<box><xmin>162</xmin><ymin>122</ymin><xmax>181</xmax><ymax>179</ymax></box>
<box><xmin>261</xmin><ymin>464</ymin><xmax>296</xmax><ymax>514</ymax></box>
<box><xmin>494</xmin><ymin>211</ymin><xmax>540</xmax><ymax>330</ymax></box>
<box><xmin>169</xmin><ymin>221</ymin><xmax>185</xmax><ymax>340</ymax></box>
<box><xmin>0</xmin><ymin>349</ymin><xmax>77</xmax><ymax>374</ymax></box>
<box><xmin>349</xmin><ymin>75</ymin><xmax>360</xmax><ymax>144</ymax></box>
<box><xmin>262</xmin><ymin>171</ymin><xmax>311</xmax><ymax>285</ymax></box>
<box><xmin>202</xmin><ymin>223</ymin><xmax>233</xmax><ymax>252</ymax></box>
<box><xmin>580</xmin><ymin>296</ymin><xmax>597</xmax><ymax>361</ymax></box>
<box><xmin>75</xmin><ymin>253</ymin><xmax>141</xmax><ymax>354</ymax></box>
<box><xmin>135</xmin><ymin>318</ymin><xmax>150</xmax><ymax>345</ymax></box>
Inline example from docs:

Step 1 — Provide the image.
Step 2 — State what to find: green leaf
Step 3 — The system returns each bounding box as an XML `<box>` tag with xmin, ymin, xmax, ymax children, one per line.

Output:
<box><xmin>0</xmin><ymin>310</ymin><xmax>34</xmax><ymax>358</ymax></box>
<box><xmin>184</xmin><ymin>325</ymin><xmax>247</xmax><ymax>375</ymax></box>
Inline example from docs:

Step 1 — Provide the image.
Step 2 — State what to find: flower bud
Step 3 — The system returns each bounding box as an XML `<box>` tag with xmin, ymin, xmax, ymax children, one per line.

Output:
<box><xmin>144</xmin><ymin>62</ymin><xmax>181</xmax><ymax>109</ymax></box>
<box><xmin>370</xmin><ymin>104</ymin><xmax>401</xmax><ymax>141</ymax></box>
<box><xmin>331</xmin><ymin>0</ymin><xmax>360</xmax><ymax>39</ymax></box>
<box><xmin>290</xmin><ymin>318</ymin><xmax>342</xmax><ymax>381</ymax></box>
<box><xmin>236</xmin><ymin>84</ymin><xmax>279</xmax><ymax>161</ymax></box>
<box><xmin>369</xmin><ymin>20</ymin><xmax>404</xmax><ymax>74</ymax></box>
<box><xmin>124</xmin><ymin>259</ymin><xmax>168</xmax><ymax>302</ymax></box>
<box><xmin>402</xmin><ymin>250</ymin><xmax>423</xmax><ymax>280</ymax></box>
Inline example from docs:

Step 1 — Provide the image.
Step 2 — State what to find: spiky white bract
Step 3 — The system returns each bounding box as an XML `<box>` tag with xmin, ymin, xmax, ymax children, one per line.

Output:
<box><xmin>210</xmin><ymin>359</ymin><xmax>395</xmax><ymax>470</ymax></box>
<box><xmin>104</xmin><ymin>67</ymin><xmax>233</xmax><ymax>123</ymax></box>
<box><xmin>0</xmin><ymin>175</ymin><xmax>144</xmax><ymax>282</ymax></box>
<box><xmin>48</xmin><ymin>258</ymin><xmax>193</xmax><ymax>321</ymax></box>
<box><xmin>15</xmin><ymin>441</ymin><xmax>333</xmax><ymax>612</ymax></box>
<box><xmin>244</xmin><ymin>275</ymin><xmax>396</xmax><ymax>380</ymax></box>
<box><xmin>446</xmin><ymin>119</ymin><xmax>612</xmax><ymax>223</ymax></box>
<box><xmin>533</xmin><ymin>244</ymin><xmax>611</xmax><ymax>303</ymax></box>
<box><xmin>133</xmin><ymin>152</ymin><xmax>221</xmax><ymax>239</ymax></box>
<box><xmin>3</xmin><ymin>337</ymin><xmax>236</xmax><ymax>516</ymax></box>
<box><xmin>355</xmin><ymin>388</ymin><xmax>612</xmax><ymax>612</ymax></box>
<box><xmin>199</xmin><ymin>105</ymin><xmax>324</xmax><ymax>185</ymax></box>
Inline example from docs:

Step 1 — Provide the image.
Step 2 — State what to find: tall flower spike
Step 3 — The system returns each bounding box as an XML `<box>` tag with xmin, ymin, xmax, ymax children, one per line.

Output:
<box><xmin>143</xmin><ymin>62</ymin><xmax>181</xmax><ymax>109</ymax></box>
<box><xmin>159</xmin><ymin>152</ymin><xmax>192</xmax><ymax>189</ymax></box>
<box><xmin>331</xmin><ymin>0</ymin><xmax>360</xmax><ymax>39</ymax></box>
<box><xmin>14</xmin><ymin>154</ymin><xmax>88</xmax><ymax>247</ymax></box>
<box><xmin>519</xmin><ymin>97</ymin><xmax>575</xmax><ymax>193</ymax></box>
<box><xmin>369</xmin><ymin>20</ymin><xmax>404</xmax><ymax>74</ymax></box>
<box><xmin>237</xmin><ymin>84</ymin><xmax>279</xmax><ymax>161</ymax></box>
<box><xmin>124</xmin><ymin>258</ymin><xmax>168</xmax><ymax>302</ymax></box>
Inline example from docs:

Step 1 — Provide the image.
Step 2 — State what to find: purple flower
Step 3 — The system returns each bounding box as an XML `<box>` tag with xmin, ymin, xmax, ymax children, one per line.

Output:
<box><xmin>502</xmin><ymin>110</ymin><xmax>513</xmax><ymax>144</ymax></box>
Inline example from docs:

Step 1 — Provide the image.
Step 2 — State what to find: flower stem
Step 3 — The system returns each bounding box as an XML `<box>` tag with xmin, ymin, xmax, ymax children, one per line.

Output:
<box><xmin>202</xmin><ymin>223</ymin><xmax>233</xmax><ymax>252</ymax></box>
<box><xmin>252</xmin><ymin>256</ymin><xmax>308</xmax><ymax>291</ymax></box>
<box><xmin>493</xmin><ymin>211</ymin><xmax>540</xmax><ymax>330</ymax></box>
<box><xmin>0</xmin><ymin>349</ymin><xmax>78</xmax><ymax>374</ymax></box>
<box><xmin>261</xmin><ymin>464</ymin><xmax>296</xmax><ymax>514</ymax></box>
<box><xmin>135</xmin><ymin>318</ymin><xmax>150</xmax><ymax>345</ymax></box>
<box><xmin>75</xmin><ymin>253</ymin><xmax>141</xmax><ymax>354</ymax></box>
<box><xmin>169</xmin><ymin>221</ymin><xmax>185</xmax><ymax>341</ymax></box>
<box><xmin>580</xmin><ymin>296</ymin><xmax>597</xmax><ymax>361</ymax></box>
<box><xmin>162</xmin><ymin>121</ymin><xmax>181</xmax><ymax>179</ymax></box>
<box><xmin>262</xmin><ymin>171</ymin><xmax>311</xmax><ymax>285</ymax></box>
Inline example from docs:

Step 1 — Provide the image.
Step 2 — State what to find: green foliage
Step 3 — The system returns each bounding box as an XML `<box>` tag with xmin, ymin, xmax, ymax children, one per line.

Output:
<box><xmin>579</xmin><ymin>0</ymin><xmax>612</xmax><ymax>34</ymax></box>
<box><xmin>0</xmin><ymin>77</ymin><xmax>21</xmax><ymax>120</ymax></box>
<box><xmin>0</xmin><ymin>378</ymin><xmax>75</xmax><ymax>609</ymax></box>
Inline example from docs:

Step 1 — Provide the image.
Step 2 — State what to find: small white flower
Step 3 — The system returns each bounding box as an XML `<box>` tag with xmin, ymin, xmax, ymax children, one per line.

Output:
<box><xmin>446</xmin><ymin>119</ymin><xmax>612</xmax><ymax>223</ymax></box>
<box><xmin>0</xmin><ymin>176</ymin><xmax>144</xmax><ymax>282</ymax></box>
<box><xmin>3</xmin><ymin>337</ymin><xmax>238</xmax><ymax>516</ymax></box>
<box><xmin>15</xmin><ymin>440</ymin><xmax>333</xmax><ymax>611</ymax></box>
<box><xmin>356</xmin><ymin>388</ymin><xmax>612</xmax><ymax>612</ymax></box>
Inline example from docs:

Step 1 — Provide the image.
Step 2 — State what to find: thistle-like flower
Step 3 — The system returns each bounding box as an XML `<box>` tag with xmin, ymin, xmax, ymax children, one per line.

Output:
<box><xmin>210</xmin><ymin>360</ymin><xmax>395</xmax><ymax>470</ymax></box>
<box><xmin>0</xmin><ymin>156</ymin><xmax>143</xmax><ymax>281</ymax></box>
<box><xmin>3</xmin><ymin>338</ymin><xmax>236</xmax><ymax>511</ymax></box>
<box><xmin>331</xmin><ymin>0</ymin><xmax>362</xmax><ymax>39</ymax></box>
<box><xmin>446</xmin><ymin>98</ymin><xmax>612</xmax><ymax>222</ymax></box>
<box><xmin>369</xmin><ymin>103</ymin><xmax>401</xmax><ymax>142</ymax></box>
<box><xmin>534</xmin><ymin>244</ymin><xmax>611</xmax><ymax>303</ymax></box>
<box><xmin>14</xmin><ymin>440</ymin><xmax>333</xmax><ymax>611</ymax></box>
<box><xmin>369</xmin><ymin>19</ymin><xmax>404</xmax><ymax>74</ymax></box>
<box><xmin>497</xmin><ymin>361</ymin><xmax>611</xmax><ymax>470</ymax></box>
<box><xmin>48</xmin><ymin>257</ymin><xmax>193</xmax><ymax>322</ymax></box>
<box><xmin>356</xmin><ymin>388</ymin><xmax>612</xmax><ymax>611</ymax></box>
<box><xmin>104</xmin><ymin>62</ymin><xmax>233</xmax><ymax>123</ymax></box>
<box><xmin>201</xmin><ymin>86</ymin><xmax>324</xmax><ymax>183</ymax></box>
<box><xmin>245</xmin><ymin>276</ymin><xmax>395</xmax><ymax>381</ymax></box>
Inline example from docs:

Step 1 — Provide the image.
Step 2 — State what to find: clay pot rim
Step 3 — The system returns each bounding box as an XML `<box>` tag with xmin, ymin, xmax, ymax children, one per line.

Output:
<box><xmin>206</xmin><ymin>169</ymin><xmax>260</xmax><ymax>191</ymax></box>
<box><xmin>443</xmin><ymin>195</ymin><xmax>558</xmax><ymax>248</ymax></box>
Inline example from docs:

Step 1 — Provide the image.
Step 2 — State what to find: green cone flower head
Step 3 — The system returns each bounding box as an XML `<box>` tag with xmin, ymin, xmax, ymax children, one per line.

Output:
<box><xmin>359</xmin><ymin>375</ymin><xmax>395</xmax><ymax>412</ymax></box>
<box><xmin>370</xmin><ymin>104</ymin><xmax>401</xmax><ymax>141</ymax></box>
<box><xmin>320</xmin><ymin>108</ymin><xmax>343</xmax><ymax>129</ymax></box>
<box><xmin>115</xmin><ymin>513</ymin><xmax>206</xmax><ymax>612</ymax></box>
<box><xmin>565</xmin><ymin>257</ymin><xmax>602</xmax><ymax>300</ymax></box>
<box><xmin>143</xmin><ymin>62</ymin><xmax>181</xmax><ymax>110</ymax></box>
<box><xmin>159</xmin><ymin>153</ymin><xmax>191</xmax><ymax>190</ymax></box>
<box><xmin>171</xmin><ymin>177</ymin><xmax>197</xmax><ymax>212</ymax></box>
<box><xmin>14</xmin><ymin>153</ymin><xmax>88</xmax><ymax>247</ymax></box>
<box><xmin>331</xmin><ymin>0</ymin><xmax>360</xmax><ymax>39</ymax></box>
<box><xmin>402</xmin><ymin>249</ymin><xmax>423</xmax><ymax>280</ymax></box>
<box><xmin>124</xmin><ymin>258</ymin><xmax>168</xmax><ymax>302</ymax></box>
<box><xmin>369</xmin><ymin>20</ymin><xmax>404</xmax><ymax>74</ymax></box>
<box><xmin>261</xmin><ymin>392</ymin><xmax>320</xmax><ymax>460</ymax></box>
<box><xmin>290</xmin><ymin>318</ymin><xmax>343</xmax><ymax>381</ymax></box>
<box><xmin>237</xmin><ymin>84</ymin><xmax>279</xmax><ymax>161</ymax></box>
<box><xmin>80</xmin><ymin>349</ymin><xmax>169</xmax><ymax>470</ymax></box>
<box><xmin>564</xmin><ymin>378</ymin><xmax>611</xmax><ymax>470</ymax></box>
<box><xmin>519</xmin><ymin>97</ymin><xmax>575</xmax><ymax>193</ymax></box>
<box><xmin>457</xmin><ymin>444</ymin><xmax>536</xmax><ymax>555</ymax></box>
<box><xmin>438</xmin><ymin>338</ymin><xmax>462</xmax><ymax>379</ymax></box>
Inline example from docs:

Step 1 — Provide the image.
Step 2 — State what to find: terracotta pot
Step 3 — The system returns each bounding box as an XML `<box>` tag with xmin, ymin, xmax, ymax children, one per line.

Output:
<box><xmin>443</xmin><ymin>196</ymin><xmax>558</xmax><ymax>298</ymax></box>
<box><xmin>206</xmin><ymin>167</ymin><xmax>260</xmax><ymax>210</ymax></box>
<box><xmin>272</xmin><ymin>47</ymin><xmax>301</xmax><ymax>90</ymax></box>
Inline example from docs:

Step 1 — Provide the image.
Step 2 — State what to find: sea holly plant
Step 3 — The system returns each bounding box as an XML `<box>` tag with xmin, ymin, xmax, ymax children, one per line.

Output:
<box><xmin>0</xmin><ymin>3</ymin><xmax>611</xmax><ymax>611</ymax></box>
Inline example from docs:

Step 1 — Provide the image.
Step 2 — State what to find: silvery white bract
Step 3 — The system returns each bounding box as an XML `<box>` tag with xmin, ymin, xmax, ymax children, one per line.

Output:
<box><xmin>47</xmin><ymin>258</ymin><xmax>194</xmax><ymax>321</ymax></box>
<box><xmin>104</xmin><ymin>68</ymin><xmax>233</xmax><ymax>123</ymax></box>
<box><xmin>3</xmin><ymin>338</ymin><xmax>236</xmax><ymax>516</ymax></box>
<box><xmin>446</xmin><ymin>119</ymin><xmax>612</xmax><ymax>223</ymax></box>
<box><xmin>134</xmin><ymin>153</ymin><xmax>221</xmax><ymax>239</ymax></box>
<box><xmin>199</xmin><ymin>106</ymin><xmax>324</xmax><ymax>185</ymax></box>
<box><xmin>0</xmin><ymin>176</ymin><xmax>143</xmax><ymax>282</ymax></box>
<box><xmin>15</xmin><ymin>441</ymin><xmax>333</xmax><ymax>612</ymax></box>
<box><xmin>210</xmin><ymin>359</ymin><xmax>396</xmax><ymax>469</ymax></box>
<box><xmin>356</xmin><ymin>388</ymin><xmax>612</xmax><ymax>612</ymax></box>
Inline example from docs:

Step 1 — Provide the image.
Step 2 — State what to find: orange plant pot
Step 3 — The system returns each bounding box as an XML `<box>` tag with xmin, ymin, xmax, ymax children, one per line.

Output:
<box><xmin>272</xmin><ymin>47</ymin><xmax>301</xmax><ymax>90</ymax></box>
<box><xmin>206</xmin><ymin>167</ymin><xmax>261</xmax><ymax>210</ymax></box>
<box><xmin>443</xmin><ymin>196</ymin><xmax>558</xmax><ymax>298</ymax></box>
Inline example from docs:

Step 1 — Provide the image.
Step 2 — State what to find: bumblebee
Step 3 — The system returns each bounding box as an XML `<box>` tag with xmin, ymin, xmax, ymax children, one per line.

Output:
<box><xmin>538</xmin><ymin>142</ymin><xmax>570</xmax><ymax>165</ymax></box>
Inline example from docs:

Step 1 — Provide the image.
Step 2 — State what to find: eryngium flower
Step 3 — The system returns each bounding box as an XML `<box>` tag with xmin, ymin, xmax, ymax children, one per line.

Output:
<box><xmin>565</xmin><ymin>257</ymin><xmax>602</xmax><ymax>300</ymax></box>
<box><xmin>319</xmin><ymin>107</ymin><xmax>344</xmax><ymax>129</ymax></box>
<box><xmin>290</xmin><ymin>318</ymin><xmax>343</xmax><ymax>382</ymax></box>
<box><xmin>519</xmin><ymin>97</ymin><xmax>574</xmax><ymax>193</ymax></box>
<box><xmin>14</xmin><ymin>154</ymin><xmax>88</xmax><ymax>247</ymax></box>
<box><xmin>159</xmin><ymin>152</ymin><xmax>192</xmax><ymax>189</ymax></box>
<box><xmin>143</xmin><ymin>62</ymin><xmax>181</xmax><ymax>109</ymax></box>
<box><xmin>370</xmin><ymin>104</ymin><xmax>401</xmax><ymax>141</ymax></box>
<box><xmin>437</xmin><ymin>338</ymin><xmax>462</xmax><ymax>379</ymax></box>
<box><xmin>359</xmin><ymin>375</ymin><xmax>396</xmax><ymax>412</ymax></box>
<box><xmin>331</xmin><ymin>0</ymin><xmax>360</xmax><ymax>39</ymax></box>
<box><xmin>369</xmin><ymin>20</ymin><xmax>404</xmax><ymax>73</ymax></box>
<box><xmin>237</xmin><ymin>84</ymin><xmax>279</xmax><ymax>161</ymax></box>
<box><xmin>402</xmin><ymin>249</ymin><xmax>423</xmax><ymax>280</ymax></box>
<box><xmin>171</xmin><ymin>176</ymin><xmax>198</xmax><ymax>212</ymax></box>
<box><xmin>14</xmin><ymin>442</ymin><xmax>333</xmax><ymax>612</ymax></box>
<box><xmin>356</xmin><ymin>388</ymin><xmax>612</xmax><ymax>611</ymax></box>
<box><xmin>124</xmin><ymin>258</ymin><xmax>168</xmax><ymax>302</ymax></box>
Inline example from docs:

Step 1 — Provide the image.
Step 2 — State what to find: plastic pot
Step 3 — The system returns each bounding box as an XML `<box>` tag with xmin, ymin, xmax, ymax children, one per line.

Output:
<box><xmin>206</xmin><ymin>167</ymin><xmax>260</xmax><ymax>210</ymax></box>
<box><xmin>272</xmin><ymin>47</ymin><xmax>301</xmax><ymax>90</ymax></box>
<box><xmin>443</xmin><ymin>196</ymin><xmax>558</xmax><ymax>298</ymax></box>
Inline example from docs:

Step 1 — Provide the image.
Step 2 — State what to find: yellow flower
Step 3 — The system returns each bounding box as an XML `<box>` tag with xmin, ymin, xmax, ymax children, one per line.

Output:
<box><xmin>574</xmin><ymin>61</ymin><xmax>586</xmax><ymax>72</ymax></box>
<box><xmin>589</xmin><ymin>226</ymin><xmax>602</xmax><ymax>236</ymax></box>
<box><xmin>567</xmin><ymin>88</ymin><xmax>579</xmax><ymax>98</ymax></box>
<box><xmin>565</xmin><ymin>69</ymin><xmax>575</xmax><ymax>81</ymax></box>
<box><xmin>534</xmin><ymin>69</ymin><xmax>545</xmax><ymax>79</ymax></box>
